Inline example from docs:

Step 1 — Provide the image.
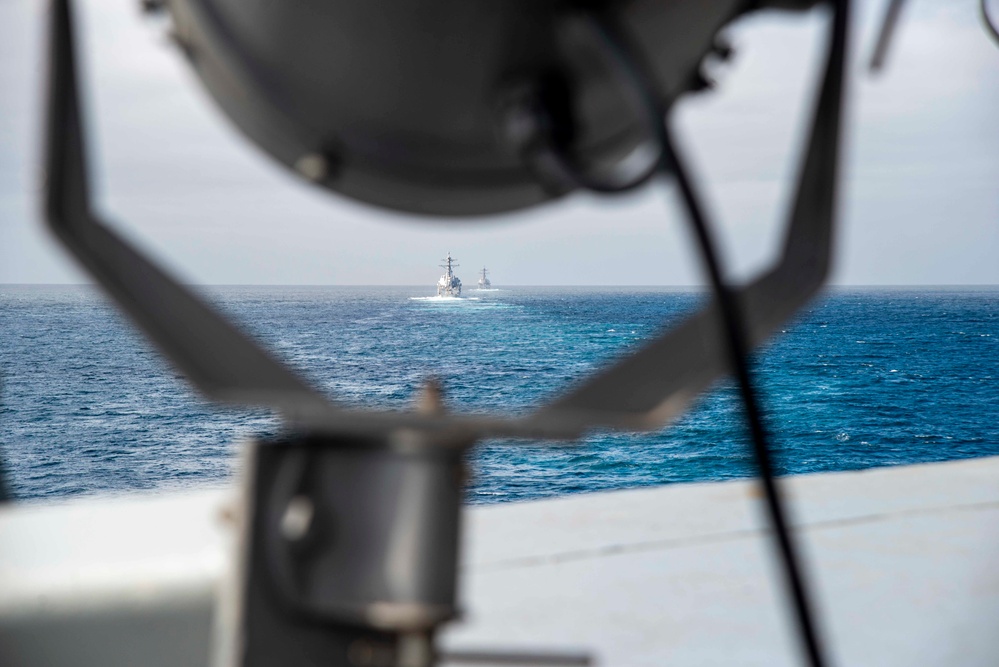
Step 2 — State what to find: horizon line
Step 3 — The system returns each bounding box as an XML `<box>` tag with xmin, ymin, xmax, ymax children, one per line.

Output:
<box><xmin>3</xmin><ymin>283</ymin><xmax>999</xmax><ymax>289</ymax></box>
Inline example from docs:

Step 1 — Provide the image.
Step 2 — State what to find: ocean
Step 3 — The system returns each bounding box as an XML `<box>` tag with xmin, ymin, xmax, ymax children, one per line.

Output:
<box><xmin>1</xmin><ymin>285</ymin><xmax>997</xmax><ymax>503</ymax></box>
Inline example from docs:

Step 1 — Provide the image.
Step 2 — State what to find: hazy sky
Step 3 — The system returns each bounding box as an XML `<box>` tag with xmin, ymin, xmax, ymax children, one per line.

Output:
<box><xmin>1</xmin><ymin>0</ymin><xmax>997</xmax><ymax>286</ymax></box>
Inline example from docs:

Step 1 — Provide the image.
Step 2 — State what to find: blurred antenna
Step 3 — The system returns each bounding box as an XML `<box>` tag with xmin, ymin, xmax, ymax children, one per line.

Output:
<box><xmin>983</xmin><ymin>0</ymin><xmax>999</xmax><ymax>45</ymax></box>
<box><xmin>869</xmin><ymin>0</ymin><xmax>908</xmax><ymax>73</ymax></box>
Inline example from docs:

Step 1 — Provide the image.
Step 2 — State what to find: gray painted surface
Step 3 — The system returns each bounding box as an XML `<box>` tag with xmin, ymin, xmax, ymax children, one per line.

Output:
<box><xmin>2</xmin><ymin>457</ymin><xmax>999</xmax><ymax>665</ymax></box>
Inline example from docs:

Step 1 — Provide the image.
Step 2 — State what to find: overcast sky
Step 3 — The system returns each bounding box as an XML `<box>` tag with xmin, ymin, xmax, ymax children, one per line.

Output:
<box><xmin>1</xmin><ymin>0</ymin><xmax>997</xmax><ymax>286</ymax></box>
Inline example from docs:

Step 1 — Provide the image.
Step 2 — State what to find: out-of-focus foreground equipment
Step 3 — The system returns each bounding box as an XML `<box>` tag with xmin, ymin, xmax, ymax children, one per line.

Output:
<box><xmin>1</xmin><ymin>0</ymin><xmax>996</xmax><ymax>666</ymax></box>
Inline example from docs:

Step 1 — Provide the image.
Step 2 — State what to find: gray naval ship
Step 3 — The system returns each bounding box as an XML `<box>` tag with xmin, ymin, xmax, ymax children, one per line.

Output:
<box><xmin>437</xmin><ymin>253</ymin><xmax>462</xmax><ymax>297</ymax></box>
<box><xmin>477</xmin><ymin>268</ymin><xmax>491</xmax><ymax>289</ymax></box>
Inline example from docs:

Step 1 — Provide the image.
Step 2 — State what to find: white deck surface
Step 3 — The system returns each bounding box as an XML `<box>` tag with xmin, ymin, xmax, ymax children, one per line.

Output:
<box><xmin>2</xmin><ymin>456</ymin><xmax>999</xmax><ymax>665</ymax></box>
<box><xmin>445</xmin><ymin>456</ymin><xmax>999</xmax><ymax>665</ymax></box>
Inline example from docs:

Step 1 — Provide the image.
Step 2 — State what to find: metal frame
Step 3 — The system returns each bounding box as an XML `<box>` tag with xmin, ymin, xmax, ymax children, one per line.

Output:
<box><xmin>43</xmin><ymin>0</ymin><xmax>845</xmax><ymax>444</ymax></box>
<box><xmin>41</xmin><ymin>0</ymin><xmax>849</xmax><ymax>665</ymax></box>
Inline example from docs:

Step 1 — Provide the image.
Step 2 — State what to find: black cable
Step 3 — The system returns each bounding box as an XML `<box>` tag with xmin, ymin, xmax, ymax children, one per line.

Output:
<box><xmin>526</xmin><ymin>9</ymin><xmax>835</xmax><ymax>667</ymax></box>
<box><xmin>660</xmin><ymin>131</ymin><xmax>827</xmax><ymax>667</ymax></box>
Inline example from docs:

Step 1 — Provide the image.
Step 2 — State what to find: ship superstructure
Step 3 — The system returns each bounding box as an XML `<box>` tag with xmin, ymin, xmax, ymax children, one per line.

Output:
<box><xmin>437</xmin><ymin>252</ymin><xmax>462</xmax><ymax>297</ymax></box>
<box><xmin>477</xmin><ymin>267</ymin><xmax>491</xmax><ymax>289</ymax></box>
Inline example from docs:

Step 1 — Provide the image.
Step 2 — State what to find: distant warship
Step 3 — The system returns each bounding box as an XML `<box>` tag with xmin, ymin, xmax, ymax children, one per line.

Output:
<box><xmin>437</xmin><ymin>252</ymin><xmax>462</xmax><ymax>297</ymax></box>
<box><xmin>477</xmin><ymin>267</ymin><xmax>491</xmax><ymax>289</ymax></box>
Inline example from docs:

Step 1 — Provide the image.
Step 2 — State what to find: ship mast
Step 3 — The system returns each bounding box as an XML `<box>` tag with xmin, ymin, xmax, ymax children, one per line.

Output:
<box><xmin>440</xmin><ymin>252</ymin><xmax>459</xmax><ymax>276</ymax></box>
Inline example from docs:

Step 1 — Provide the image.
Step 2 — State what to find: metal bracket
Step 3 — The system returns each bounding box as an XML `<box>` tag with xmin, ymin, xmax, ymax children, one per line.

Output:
<box><xmin>216</xmin><ymin>434</ymin><xmax>464</xmax><ymax>667</ymax></box>
<box><xmin>529</xmin><ymin>1</ymin><xmax>848</xmax><ymax>434</ymax></box>
<box><xmin>43</xmin><ymin>0</ymin><xmax>846</xmax><ymax>438</ymax></box>
<box><xmin>40</xmin><ymin>1</ymin><xmax>847</xmax><ymax>666</ymax></box>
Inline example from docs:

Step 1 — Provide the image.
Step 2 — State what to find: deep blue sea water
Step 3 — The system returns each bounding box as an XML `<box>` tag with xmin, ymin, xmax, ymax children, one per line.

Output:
<box><xmin>1</xmin><ymin>285</ymin><xmax>997</xmax><ymax>503</ymax></box>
